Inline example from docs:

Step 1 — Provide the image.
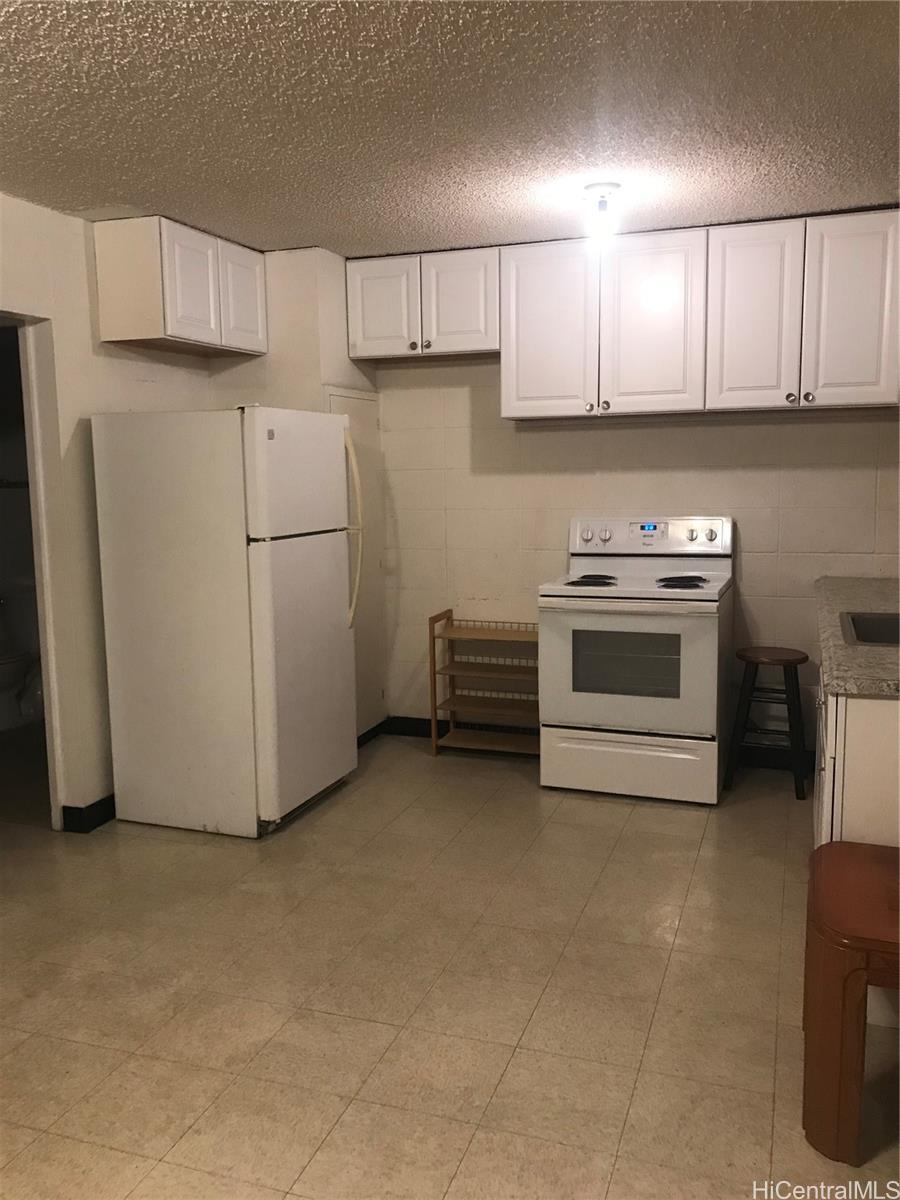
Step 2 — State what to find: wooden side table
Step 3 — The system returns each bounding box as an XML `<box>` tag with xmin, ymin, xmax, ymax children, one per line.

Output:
<box><xmin>803</xmin><ymin>840</ymin><xmax>899</xmax><ymax>1165</ymax></box>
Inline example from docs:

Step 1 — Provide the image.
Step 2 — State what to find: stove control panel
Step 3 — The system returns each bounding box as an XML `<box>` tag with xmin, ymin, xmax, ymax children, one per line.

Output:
<box><xmin>628</xmin><ymin>521</ymin><xmax>669</xmax><ymax>543</ymax></box>
<box><xmin>569</xmin><ymin>517</ymin><xmax>732</xmax><ymax>555</ymax></box>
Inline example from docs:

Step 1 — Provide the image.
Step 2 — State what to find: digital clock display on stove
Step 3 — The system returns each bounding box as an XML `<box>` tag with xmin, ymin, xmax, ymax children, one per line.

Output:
<box><xmin>640</xmin><ymin>523</ymin><xmax>658</xmax><ymax>532</ymax></box>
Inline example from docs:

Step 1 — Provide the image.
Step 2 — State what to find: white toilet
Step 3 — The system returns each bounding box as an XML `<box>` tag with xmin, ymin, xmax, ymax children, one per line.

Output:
<box><xmin>0</xmin><ymin>580</ymin><xmax>41</xmax><ymax>731</ymax></box>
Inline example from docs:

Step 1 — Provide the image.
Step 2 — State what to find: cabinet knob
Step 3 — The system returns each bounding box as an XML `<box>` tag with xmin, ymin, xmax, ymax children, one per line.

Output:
<box><xmin>409</xmin><ymin>341</ymin><xmax>418</xmax><ymax>351</ymax></box>
<box><xmin>422</xmin><ymin>339</ymin><xmax>432</xmax><ymax>350</ymax></box>
<box><xmin>802</xmin><ymin>392</ymin><xmax>816</xmax><ymax>404</ymax></box>
<box><xmin>785</xmin><ymin>393</ymin><xmax>799</xmax><ymax>405</ymax></box>
<box><xmin>601</xmin><ymin>400</ymin><xmax>611</xmax><ymax>412</ymax></box>
<box><xmin>584</xmin><ymin>402</ymin><xmax>595</xmax><ymax>413</ymax></box>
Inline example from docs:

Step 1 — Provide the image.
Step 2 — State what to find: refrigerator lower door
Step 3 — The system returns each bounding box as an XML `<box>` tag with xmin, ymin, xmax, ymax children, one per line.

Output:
<box><xmin>243</xmin><ymin>407</ymin><xmax>349</xmax><ymax>539</ymax></box>
<box><xmin>249</xmin><ymin>531</ymin><xmax>358</xmax><ymax>823</ymax></box>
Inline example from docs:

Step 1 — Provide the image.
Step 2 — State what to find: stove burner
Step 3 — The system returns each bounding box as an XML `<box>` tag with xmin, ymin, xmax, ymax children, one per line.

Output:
<box><xmin>656</xmin><ymin>574</ymin><xmax>710</xmax><ymax>587</ymax></box>
<box><xmin>658</xmin><ymin>580</ymin><xmax>704</xmax><ymax>590</ymax></box>
<box><xmin>566</xmin><ymin>574</ymin><xmax>617</xmax><ymax>588</ymax></box>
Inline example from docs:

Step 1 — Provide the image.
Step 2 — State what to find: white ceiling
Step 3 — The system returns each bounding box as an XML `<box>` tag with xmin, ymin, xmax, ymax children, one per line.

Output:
<box><xmin>0</xmin><ymin>1</ymin><xmax>896</xmax><ymax>256</ymax></box>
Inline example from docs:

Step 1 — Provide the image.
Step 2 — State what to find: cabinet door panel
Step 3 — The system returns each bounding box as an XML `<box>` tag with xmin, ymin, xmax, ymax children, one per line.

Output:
<box><xmin>218</xmin><ymin>240</ymin><xmax>267</xmax><ymax>353</ymax></box>
<box><xmin>347</xmin><ymin>256</ymin><xmax>421</xmax><ymax>358</ymax></box>
<box><xmin>160</xmin><ymin>218</ymin><xmax>221</xmax><ymax>345</ymax></box>
<box><xmin>599</xmin><ymin>228</ymin><xmax>706</xmax><ymax>414</ymax></box>
<box><xmin>706</xmin><ymin>220</ymin><xmax>804</xmax><ymax>410</ymax></box>
<box><xmin>501</xmin><ymin>240</ymin><xmax>600</xmax><ymax>419</ymax></box>
<box><xmin>801</xmin><ymin>211</ymin><xmax>898</xmax><ymax>408</ymax></box>
<box><xmin>421</xmin><ymin>247</ymin><xmax>499</xmax><ymax>353</ymax></box>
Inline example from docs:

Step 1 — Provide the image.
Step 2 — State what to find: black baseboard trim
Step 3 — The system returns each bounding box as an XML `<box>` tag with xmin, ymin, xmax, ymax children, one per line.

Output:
<box><xmin>381</xmin><ymin>716</ymin><xmax>445</xmax><ymax>738</ymax></box>
<box><xmin>357</xmin><ymin>719</ymin><xmax>391</xmax><ymax>747</ymax></box>
<box><xmin>738</xmin><ymin>745</ymin><xmax>815</xmax><ymax>776</ymax></box>
<box><xmin>62</xmin><ymin>794</ymin><xmax>116</xmax><ymax>833</ymax></box>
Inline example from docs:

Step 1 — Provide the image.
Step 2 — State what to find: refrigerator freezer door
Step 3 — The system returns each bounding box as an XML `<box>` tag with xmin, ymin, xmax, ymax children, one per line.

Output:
<box><xmin>243</xmin><ymin>407</ymin><xmax>349</xmax><ymax>539</ymax></box>
<box><xmin>250</xmin><ymin>531</ymin><xmax>358</xmax><ymax>822</ymax></box>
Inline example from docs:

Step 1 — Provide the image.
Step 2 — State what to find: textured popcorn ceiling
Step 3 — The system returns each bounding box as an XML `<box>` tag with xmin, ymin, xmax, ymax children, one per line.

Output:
<box><xmin>0</xmin><ymin>1</ymin><xmax>896</xmax><ymax>256</ymax></box>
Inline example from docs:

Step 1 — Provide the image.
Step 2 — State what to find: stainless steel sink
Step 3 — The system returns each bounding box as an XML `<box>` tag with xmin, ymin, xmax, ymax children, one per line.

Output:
<box><xmin>840</xmin><ymin>611</ymin><xmax>900</xmax><ymax>646</ymax></box>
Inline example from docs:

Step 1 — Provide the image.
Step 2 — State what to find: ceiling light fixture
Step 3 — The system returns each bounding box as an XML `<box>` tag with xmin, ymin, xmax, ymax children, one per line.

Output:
<box><xmin>584</xmin><ymin>182</ymin><xmax>621</xmax><ymax>246</ymax></box>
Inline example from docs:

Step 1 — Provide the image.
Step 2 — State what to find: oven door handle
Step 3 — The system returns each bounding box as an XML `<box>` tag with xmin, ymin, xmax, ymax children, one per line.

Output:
<box><xmin>538</xmin><ymin>598</ymin><xmax>719</xmax><ymax>617</ymax></box>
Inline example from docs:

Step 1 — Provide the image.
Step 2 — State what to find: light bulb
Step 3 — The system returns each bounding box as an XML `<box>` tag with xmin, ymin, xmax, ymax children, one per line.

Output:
<box><xmin>584</xmin><ymin>182</ymin><xmax>621</xmax><ymax>247</ymax></box>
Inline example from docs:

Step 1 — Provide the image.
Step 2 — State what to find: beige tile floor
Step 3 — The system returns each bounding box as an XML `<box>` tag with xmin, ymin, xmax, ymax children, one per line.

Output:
<box><xmin>0</xmin><ymin>735</ymin><xmax>897</xmax><ymax>1199</ymax></box>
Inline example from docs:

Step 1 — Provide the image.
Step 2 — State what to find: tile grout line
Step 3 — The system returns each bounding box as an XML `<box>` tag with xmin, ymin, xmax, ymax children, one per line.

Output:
<box><xmin>3</xmin><ymin>753</ymin><xmax>827</xmax><ymax>1196</ymax></box>
<box><xmin>239</xmin><ymin>765</ymin><xmax>511</xmax><ymax>1196</ymax></box>
<box><xmin>441</xmin><ymin>803</ymin><xmax>643</xmax><ymax>1200</ymax></box>
<box><xmin>346</xmin><ymin>777</ymin><xmax>563</xmax><ymax>1200</ymax></box>
<box><xmin>282</xmin><ymin>768</ymin><xmax>514</xmax><ymax>1196</ymax></box>
<box><xmin>768</xmin><ymin>807</ymin><xmax>791</xmax><ymax>1180</ymax></box>
<box><xmin>600</xmin><ymin>804</ymin><xmax>710</xmax><ymax>1199</ymax></box>
<box><xmin>0</xmin><ymin>757</ymin><xmax>438</xmax><ymax>1192</ymax></box>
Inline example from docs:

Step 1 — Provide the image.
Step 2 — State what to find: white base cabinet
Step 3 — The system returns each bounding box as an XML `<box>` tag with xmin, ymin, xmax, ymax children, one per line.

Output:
<box><xmin>814</xmin><ymin>677</ymin><xmax>900</xmax><ymax>1030</ymax></box>
<box><xmin>95</xmin><ymin>216</ymin><xmax>267</xmax><ymax>354</ymax></box>
<box><xmin>814</xmin><ymin>679</ymin><xmax>899</xmax><ymax>848</ymax></box>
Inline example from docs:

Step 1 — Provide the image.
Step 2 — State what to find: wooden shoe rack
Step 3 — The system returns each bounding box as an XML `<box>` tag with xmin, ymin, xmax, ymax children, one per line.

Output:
<box><xmin>428</xmin><ymin>609</ymin><xmax>539</xmax><ymax>756</ymax></box>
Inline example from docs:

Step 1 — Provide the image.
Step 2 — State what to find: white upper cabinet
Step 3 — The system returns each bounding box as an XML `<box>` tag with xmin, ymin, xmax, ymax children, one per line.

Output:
<box><xmin>599</xmin><ymin>228</ymin><xmax>707</xmax><ymax>414</ymax></box>
<box><xmin>421</xmin><ymin>247</ymin><xmax>499</xmax><ymax>354</ymax></box>
<box><xmin>347</xmin><ymin>249</ymin><xmax>498</xmax><ymax>357</ymax></box>
<box><xmin>161</xmin><ymin>219</ymin><xmax>221</xmax><ymax>346</ymax></box>
<box><xmin>500</xmin><ymin>240</ymin><xmax>600</xmax><ymax>419</ymax></box>
<box><xmin>217</xmin><ymin>239</ymin><xmax>268</xmax><ymax>354</ymax></box>
<box><xmin>94</xmin><ymin>216</ymin><xmax>267</xmax><ymax>355</ymax></box>
<box><xmin>346</xmin><ymin>256</ymin><xmax>421</xmax><ymax>358</ymax></box>
<box><xmin>800</xmin><ymin>211</ymin><xmax>898</xmax><ymax>408</ymax></box>
<box><xmin>706</xmin><ymin>220</ymin><xmax>805</xmax><ymax>410</ymax></box>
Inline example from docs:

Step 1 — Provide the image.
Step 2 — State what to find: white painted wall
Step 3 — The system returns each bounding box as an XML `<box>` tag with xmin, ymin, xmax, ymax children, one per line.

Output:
<box><xmin>0</xmin><ymin>193</ymin><xmax>216</xmax><ymax>817</ymax></box>
<box><xmin>377</xmin><ymin>358</ymin><xmax>900</xmax><ymax>733</ymax></box>
<box><xmin>208</xmin><ymin>247</ymin><xmax>374</xmax><ymax>411</ymax></box>
<box><xmin>0</xmin><ymin>196</ymin><xmax>378</xmax><ymax>822</ymax></box>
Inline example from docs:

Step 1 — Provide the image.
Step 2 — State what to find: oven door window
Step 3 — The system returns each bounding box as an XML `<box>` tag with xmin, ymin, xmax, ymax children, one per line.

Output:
<box><xmin>572</xmin><ymin>629</ymin><xmax>681</xmax><ymax>699</ymax></box>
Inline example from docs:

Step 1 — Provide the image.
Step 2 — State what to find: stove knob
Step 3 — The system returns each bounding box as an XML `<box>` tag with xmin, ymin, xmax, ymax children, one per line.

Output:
<box><xmin>580</xmin><ymin>528</ymin><xmax>594</xmax><ymax>543</ymax></box>
<box><xmin>599</xmin><ymin>528</ymin><xmax>613</xmax><ymax>544</ymax></box>
<box><xmin>686</xmin><ymin>529</ymin><xmax>699</xmax><ymax>542</ymax></box>
<box><xmin>705</xmin><ymin>528</ymin><xmax>718</xmax><ymax>542</ymax></box>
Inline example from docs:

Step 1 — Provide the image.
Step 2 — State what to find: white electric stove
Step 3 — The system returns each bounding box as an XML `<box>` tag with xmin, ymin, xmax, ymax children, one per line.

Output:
<box><xmin>538</xmin><ymin>517</ymin><xmax>734</xmax><ymax>805</ymax></box>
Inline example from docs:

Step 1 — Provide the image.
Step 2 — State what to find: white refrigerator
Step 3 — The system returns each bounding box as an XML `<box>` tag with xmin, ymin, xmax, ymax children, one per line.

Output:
<box><xmin>91</xmin><ymin>406</ymin><xmax>360</xmax><ymax>837</ymax></box>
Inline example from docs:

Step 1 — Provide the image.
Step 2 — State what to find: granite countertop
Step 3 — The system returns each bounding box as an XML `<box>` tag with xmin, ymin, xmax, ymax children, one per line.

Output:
<box><xmin>815</xmin><ymin>576</ymin><xmax>900</xmax><ymax>698</ymax></box>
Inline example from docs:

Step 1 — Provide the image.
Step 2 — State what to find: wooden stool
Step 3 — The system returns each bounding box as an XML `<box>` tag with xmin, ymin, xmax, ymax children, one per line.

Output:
<box><xmin>723</xmin><ymin>645</ymin><xmax>809</xmax><ymax>798</ymax></box>
<box><xmin>803</xmin><ymin>841</ymin><xmax>899</xmax><ymax>1165</ymax></box>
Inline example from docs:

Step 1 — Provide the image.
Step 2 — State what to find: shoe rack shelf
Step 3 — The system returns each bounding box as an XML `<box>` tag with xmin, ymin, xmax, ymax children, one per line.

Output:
<box><xmin>428</xmin><ymin>609</ymin><xmax>539</xmax><ymax>756</ymax></box>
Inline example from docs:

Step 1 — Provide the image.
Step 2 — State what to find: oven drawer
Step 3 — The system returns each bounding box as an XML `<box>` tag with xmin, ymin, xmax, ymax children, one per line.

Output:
<box><xmin>541</xmin><ymin>725</ymin><xmax>719</xmax><ymax>805</ymax></box>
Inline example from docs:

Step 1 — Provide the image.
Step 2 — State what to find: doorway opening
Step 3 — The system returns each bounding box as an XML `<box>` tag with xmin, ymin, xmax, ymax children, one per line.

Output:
<box><xmin>0</xmin><ymin>325</ymin><xmax>49</xmax><ymax>827</ymax></box>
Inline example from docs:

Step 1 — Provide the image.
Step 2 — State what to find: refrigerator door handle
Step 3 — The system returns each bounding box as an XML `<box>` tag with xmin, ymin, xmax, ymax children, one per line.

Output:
<box><xmin>345</xmin><ymin>428</ymin><xmax>364</xmax><ymax>628</ymax></box>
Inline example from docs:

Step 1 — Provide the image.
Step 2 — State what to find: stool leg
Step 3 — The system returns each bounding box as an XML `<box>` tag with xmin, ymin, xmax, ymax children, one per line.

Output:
<box><xmin>723</xmin><ymin>662</ymin><xmax>757</xmax><ymax>790</ymax></box>
<box><xmin>784</xmin><ymin>664</ymin><xmax>807</xmax><ymax>800</ymax></box>
<box><xmin>803</xmin><ymin>925</ymin><xmax>868</xmax><ymax>1166</ymax></box>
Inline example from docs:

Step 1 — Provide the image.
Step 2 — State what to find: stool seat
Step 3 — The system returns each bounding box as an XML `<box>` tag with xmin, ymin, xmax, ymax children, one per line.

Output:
<box><xmin>736</xmin><ymin>645</ymin><xmax>809</xmax><ymax>667</ymax></box>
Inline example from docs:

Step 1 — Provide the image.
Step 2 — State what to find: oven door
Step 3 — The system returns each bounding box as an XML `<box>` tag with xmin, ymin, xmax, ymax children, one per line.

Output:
<box><xmin>539</xmin><ymin>597</ymin><xmax>720</xmax><ymax>737</ymax></box>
